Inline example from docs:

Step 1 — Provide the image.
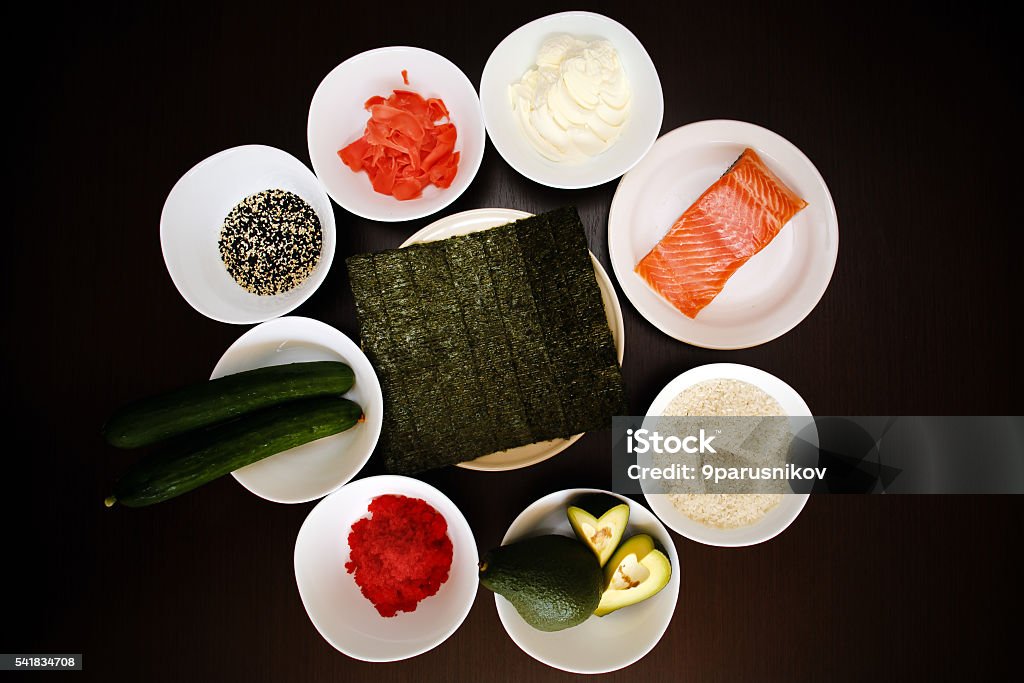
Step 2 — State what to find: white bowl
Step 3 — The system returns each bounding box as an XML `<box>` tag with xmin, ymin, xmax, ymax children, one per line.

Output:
<box><xmin>643</xmin><ymin>363</ymin><xmax>816</xmax><ymax>547</ymax></box>
<box><xmin>307</xmin><ymin>46</ymin><xmax>485</xmax><ymax>222</ymax></box>
<box><xmin>212</xmin><ymin>317</ymin><xmax>383</xmax><ymax>504</ymax></box>
<box><xmin>480</xmin><ymin>12</ymin><xmax>663</xmax><ymax>189</ymax></box>
<box><xmin>294</xmin><ymin>475</ymin><xmax>478</xmax><ymax>662</ymax></box>
<box><xmin>493</xmin><ymin>489</ymin><xmax>680</xmax><ymax>674</ymax></box>
<box><xmin>608</xmin><ymin>120</ymin><xmax>839</xmax><ymax>349</ymax></box>
<box><xmin>399</xmin><ymin>208</ymin><xmax>625</xmax><ymax>472</ymax></box>
<box><xmin>160</xmin><ymin>145</ymin><xmax>336</xmax><ymax>324</ymax></box>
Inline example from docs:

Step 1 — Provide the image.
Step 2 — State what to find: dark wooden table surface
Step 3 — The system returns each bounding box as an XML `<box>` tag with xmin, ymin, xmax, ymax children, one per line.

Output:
<box><xmin>6</xmin><ymin>1</ymin><xmax>1022</xmax><ymax>680</ymax></box>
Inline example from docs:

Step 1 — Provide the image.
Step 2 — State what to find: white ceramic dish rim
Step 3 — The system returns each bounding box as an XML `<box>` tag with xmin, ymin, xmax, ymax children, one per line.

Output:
<box><xmin>159</xmin><ymin>144</ymin><xmax>337</xmax><ymax>325</ymax></box>
<box><xmin>399</xmin><ymin>207</ymin><xmax>625</xmax><ymax>471</ymax></box>
<box><xmin>480</xmin><ymin>11</ymin><xmax>664</xmax><ymax>189</ymax></box>
<box><xmin>307</xmin><ymin>45</ymin><xmax>486</xmax><ymax>222</ymax></box>
<box><xmin>607</xmin><ymin>119</ymin><xmax>839</xmax><ymax>349</ymax></box>
<box><xmin>642</xmin><ymin>363</ymin><xmax>815</xmax><ymax>547</ymax></box>
<box><xmin>495</xmin><ymin>488</ymin><xmax>680</xmax><ymax>674</ymax></box>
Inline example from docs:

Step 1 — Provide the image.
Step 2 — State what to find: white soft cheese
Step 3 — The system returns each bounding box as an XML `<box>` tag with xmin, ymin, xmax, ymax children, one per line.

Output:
<box><xmin>509</xmin><ymin>34</ymin><xmax>632</xmax><ymax>163</ymax></box>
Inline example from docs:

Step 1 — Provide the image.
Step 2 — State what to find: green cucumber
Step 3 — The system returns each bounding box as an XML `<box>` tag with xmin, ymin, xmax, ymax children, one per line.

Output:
<box><xmin>103</xmin><ymin>361</ymin><xmax>355</xmax><ymax>448</ymax></box>
<box><xmin>106</xmin><ymin>396</ymin><xmax>363</xmax><ymax>507</ymax></box>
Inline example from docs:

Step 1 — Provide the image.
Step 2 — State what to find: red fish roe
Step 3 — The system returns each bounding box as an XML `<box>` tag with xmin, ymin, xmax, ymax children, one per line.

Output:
<box><xmin>345</xmin><ymin>494</ymin><xmax>453</xmax><ymax>617</ymax></box>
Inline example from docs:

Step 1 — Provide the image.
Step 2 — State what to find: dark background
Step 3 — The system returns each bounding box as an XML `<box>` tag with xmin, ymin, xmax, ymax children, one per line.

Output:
<box><xmin>5</xmin><ymin>0</ymin><xmax>1022</xmax><ymax>680</ymax></box>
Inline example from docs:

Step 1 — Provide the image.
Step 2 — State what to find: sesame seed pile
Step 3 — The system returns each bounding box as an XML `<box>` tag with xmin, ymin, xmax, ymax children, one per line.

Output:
<box><xmin>218</xmin><ymin>189</ymin><xmax>322</xmax><ymax>296</ymax></box>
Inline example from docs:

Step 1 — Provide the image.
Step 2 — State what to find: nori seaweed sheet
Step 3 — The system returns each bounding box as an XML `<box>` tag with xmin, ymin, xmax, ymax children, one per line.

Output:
<box><xmin>346</xmin><ymin>207</ymin><xmax>628</xmax><ymax>474</ymax></box>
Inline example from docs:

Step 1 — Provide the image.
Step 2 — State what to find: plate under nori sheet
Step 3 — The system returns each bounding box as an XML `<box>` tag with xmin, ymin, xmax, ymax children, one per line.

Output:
<box><xmin>346</xmin><ymin>207</ymin><xmax>627</xmax><ymax>474</ymax></box>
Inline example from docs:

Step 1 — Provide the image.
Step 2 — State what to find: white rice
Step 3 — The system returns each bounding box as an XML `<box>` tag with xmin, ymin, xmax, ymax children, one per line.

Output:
<box><xmin>664</xmin><ymin>378</ymin><xmax>783</xmax><ymax>417</ymax></box>
<box><xmin>664</xmin><ymin>379</ymin><xmax>784</xmax><ymax>529</ymax></box>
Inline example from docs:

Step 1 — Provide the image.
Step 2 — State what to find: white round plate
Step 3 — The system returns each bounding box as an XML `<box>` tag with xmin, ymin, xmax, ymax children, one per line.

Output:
<box><xmin>480</xmin><ymin>11</ymin><xmax>663</xmax><ymax>189</ymax></box>
<box><xmin>308</xmin><ymin>46</ymin><xmax>485</xmax><ymax>222</ymax></box>
<box><xmin>211</xmin><ymin>317</ymin><xmax>383</xmax><ymax>503</ymax></box>
<box><xmin>294</xmin><ymin>475</ymin><xmax>478</xmax><ymax>662</ymax></box>
<box><xmin>160</xmin><ymin>145</ymin><xmax>336</xmax><ymax>324</ymax></box>
<box><xmin>608</xmin><ymin>120</ymin><xmax>839</xmax><ymax>349</ymax></box>
<box><xmin>494</xmin><ymin>489</ymin><xmax>680</xmax><ymax>674</ymax></box>
<box><xmin>400</xmin><ymin>208</ymin><xmax>625</xmax><ymax>471</ymax></box>
<box><xmin>644</xmin><ymin>363</ymin><xmax>816</xmax><ymax>547</ymax></box>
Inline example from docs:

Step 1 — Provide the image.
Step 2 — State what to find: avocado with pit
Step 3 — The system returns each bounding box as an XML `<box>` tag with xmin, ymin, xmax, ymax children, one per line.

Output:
<box><xmin>479</xmin><ymin>534</ymin><xmax>603</xmax><ymax>632</ymax></box>
<box><xmin>566</xmin><ymin>493</ymin><xmax>630</xmax><ymax>567</ymax></box>
<box><xmin>594</xmin><ymin>534</ymin><xmax>671</xmax><ymax>617</ymax></box>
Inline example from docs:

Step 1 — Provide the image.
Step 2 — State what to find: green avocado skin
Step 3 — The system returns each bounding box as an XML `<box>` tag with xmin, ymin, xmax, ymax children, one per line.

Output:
<box><xmin>479</xmin><ymin>535</ymin><xmax>603</xmax><ymax>632</ymax></box>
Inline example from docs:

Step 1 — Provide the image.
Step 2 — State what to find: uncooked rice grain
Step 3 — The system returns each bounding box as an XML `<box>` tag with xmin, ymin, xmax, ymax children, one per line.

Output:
<box><xmin>665</xmin><ymin>378</ymin><xmax>783</xmax><ymax>417</ymax></box>
<box><xmin>665</xmin><ymin>379</ymin><xmax>784</xmax><ymax>529</ymax></box>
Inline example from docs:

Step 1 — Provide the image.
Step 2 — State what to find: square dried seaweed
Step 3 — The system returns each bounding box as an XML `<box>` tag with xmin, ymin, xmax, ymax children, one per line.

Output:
<box><xmin>518</xmin><ymin>207</ymin><xmax>625</xmax><ymax>430</ymax></box>
<box><xmin>346</xmin><ymin>207</ymin><xmax>627</xmax><ymax>475</ymax></box>
<box><xmin>443</xmin><ymin>236</ymin><xmax>534</xmax><ymax>448</ymax></box>
<box><xmin>477</xmin><ymin>225</ymin><xmax>568</xmax><ymax>441</ymax></box>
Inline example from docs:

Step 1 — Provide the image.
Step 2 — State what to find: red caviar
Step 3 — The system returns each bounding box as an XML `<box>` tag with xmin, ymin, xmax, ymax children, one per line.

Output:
<box><xmin>345</xmin><ymin>494</ymin><xmax>453</xmax><ymax>617</ymax></box>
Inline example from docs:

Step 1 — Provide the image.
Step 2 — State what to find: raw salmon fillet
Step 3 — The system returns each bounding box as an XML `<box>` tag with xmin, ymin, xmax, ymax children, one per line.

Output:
<box><xmin>635</xmin><ymin>148</ymin><xmax>808</xmax><ymax>318</ymax></box>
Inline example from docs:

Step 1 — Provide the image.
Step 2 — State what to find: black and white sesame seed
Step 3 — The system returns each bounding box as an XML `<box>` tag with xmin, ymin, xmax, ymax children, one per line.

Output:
<box><xmin>218</xmin><ymin>189</ymin><xmax>322</xmax><ymax>296</ymax></box>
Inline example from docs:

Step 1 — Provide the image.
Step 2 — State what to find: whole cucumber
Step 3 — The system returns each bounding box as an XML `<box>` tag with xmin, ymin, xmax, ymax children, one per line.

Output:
<box><xmin>107</xmin><ymin>396</ymin><xmax>363</xmax><ymax>507</ymax></box>
<box><xmin>103</xmin><ymin>361</ymin><xmax>355</xmax><ymax>448</ymax></box>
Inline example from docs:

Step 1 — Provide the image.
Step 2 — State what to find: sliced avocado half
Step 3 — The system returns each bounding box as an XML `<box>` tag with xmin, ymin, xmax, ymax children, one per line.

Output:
<box><xmin>567</xmin><ymin>493</ymin><xmax>630</xmax><ymax>567</ymax></box>
<box><xmin>594</xmin><ymin>534</ymin><xmax>671</xmax><ymax>617</ymax></box>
